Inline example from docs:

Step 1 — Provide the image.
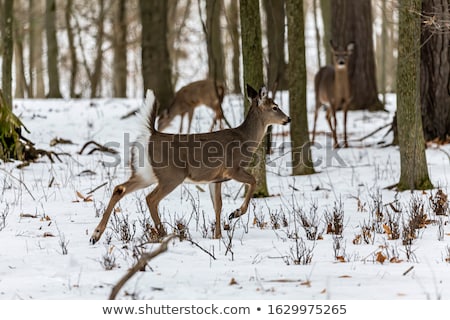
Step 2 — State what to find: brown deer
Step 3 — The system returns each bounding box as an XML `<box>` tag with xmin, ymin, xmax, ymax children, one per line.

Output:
<box><xmin>90</xmin><ymin>84</ymin><xmax>290</xmax><ymax>244</ymax></box>
<box><xmin>311</xmin><ymin>41</ymin><xmax>354</xmax><ymax>148</ymax></box>
<box><xmin>158</xmin><ymin>79</ymin><xmax>226</xmax><ymax>133</ymax></box>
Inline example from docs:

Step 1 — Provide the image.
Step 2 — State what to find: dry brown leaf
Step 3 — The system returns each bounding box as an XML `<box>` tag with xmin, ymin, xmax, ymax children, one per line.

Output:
<box><xmin>383</xmin><ymin>224</ymin><xmax>392</xmax><ymax>235</ymax></box>
<box><xmin>376</xmin><ymin>251</ymin><xmax>387</xmax><ymax>264</ymax></box>
<box><xmin>20</xmin><ymin>213</ymin><xmax>37</xmax><ymax>218</ymax></box>
<box><xmin>76</xmin><ymin>191</ymin><xmax>85</xmax><ymax>199</ymax></box>
<box><xmin>338</xmin><ymin>275</ymin><xmax>352</xmax><ymax>278</ymax></box>
<box><xmin>40</xmin><ymin>215</ymin><xmax>51</xmax><ymax>221</ymax></box>
<box><xmin>320</xmin><ymin>288</ymin><xmax>327</xmax><ymax>294</ymax></box>
<box><xmin>336</xmin><ymin>256</ymin><xmax>346</xmax><ymax>263</ymax></box>
<box><xmin>43</xmin><ymin>232</ymin><xmax>55</xmax><ymax>237</ymax></box>
<box><xmin>390</xmin><ymin>257</ymin><xmax>403</xmax><ymax>263</ymax></box>
<box><xmin>300</xmin><ymin>280</ymin><xmax>311</xmax><ymax>287</ymax></box>
<box><xmin>229</xmin><ymin>278</ymin><xmax>238</xmax><ymax>286</ymax></box>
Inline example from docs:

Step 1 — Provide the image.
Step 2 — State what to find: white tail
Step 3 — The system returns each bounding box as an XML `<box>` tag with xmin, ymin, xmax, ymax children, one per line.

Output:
<box><xmin>158</xmin><ymin>79</ymin><xmax>226</xmax><ymax>133</ymax></box>
<box><xmin>312</xmin><ymin>41</ymin><xmax>354</xmax><ymax>148</ymax></box>
<box><xmin>90</xmin><ymin>84</ymin><xmax>290</xmax><ymax>244</ymax></box>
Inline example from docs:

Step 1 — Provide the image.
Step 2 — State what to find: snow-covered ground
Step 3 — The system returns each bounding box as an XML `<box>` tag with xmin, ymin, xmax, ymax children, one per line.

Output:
<box><xmin>0</xmin><ymin>93</ymin><xmax>449</xmax><ymax>300</ymax></box>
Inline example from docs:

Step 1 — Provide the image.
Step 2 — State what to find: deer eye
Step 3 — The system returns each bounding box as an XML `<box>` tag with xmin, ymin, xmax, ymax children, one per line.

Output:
<box><xmin>272</xmin><ymin>106</ymin><xmax>279</xmax><ymax>111</ymax></box>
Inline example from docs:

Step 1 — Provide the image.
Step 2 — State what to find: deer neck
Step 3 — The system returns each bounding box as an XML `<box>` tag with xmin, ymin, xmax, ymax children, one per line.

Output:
<box><xmin>238</xmin><ymin>106</ymin><xmax>267</xmax><ymax>144</ymax></box>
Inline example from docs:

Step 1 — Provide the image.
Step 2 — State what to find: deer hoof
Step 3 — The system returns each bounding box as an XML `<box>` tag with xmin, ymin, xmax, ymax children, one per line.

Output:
<box><xmin>90</xmin><ymin>230</ymin><xmax>101</xmax><ymax>245</ymax></box>
<box><xmin>228</xmin><ymin>209</ymin><xmax>241</xmax><ymax>220</ymax></box>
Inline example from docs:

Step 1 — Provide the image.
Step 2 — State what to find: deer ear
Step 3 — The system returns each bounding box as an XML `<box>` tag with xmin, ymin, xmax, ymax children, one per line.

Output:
<box><xmin>246</xmin><ymin>84</ymin><xmax>258</xmax><ymax>102</ymax></box>
<box><xmin>330</xmin><ymin>39</ymin><xmax>338</xmax><ymax>51</ymax></box>
<box><xmin>347</xmin><ymin>42</ymin><xmax>355</xmax><ymax>53</ymax></box>
<box><xmin>259</xmin><ymin>86</ymin><xmax>268</xmax><ymax>100</ymax></box>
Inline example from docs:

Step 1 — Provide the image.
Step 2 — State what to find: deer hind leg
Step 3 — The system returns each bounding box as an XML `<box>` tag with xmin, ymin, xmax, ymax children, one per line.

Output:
<box><xmin>208</xmin><ymin>182</ymin><xmax>223</xmax><ymax>239</ymax></box>
<box><xmin>228</xmin><ymin>169</ymin><xmax>256</xmax><ymax>220</ymax></box>
<box><xmin>146</xmin><ymin>178</ymin><xmax>183</xmax><ymax>238</ymax></box>
<box><xmin>90</xmin><ymin>177</ymin><xmax>146</xmax><ymax>244</ymax></box>
<box><xmin>187</xmin><ymin>110</ymin><xmax>194</xmax><ymax>133</ymax></box>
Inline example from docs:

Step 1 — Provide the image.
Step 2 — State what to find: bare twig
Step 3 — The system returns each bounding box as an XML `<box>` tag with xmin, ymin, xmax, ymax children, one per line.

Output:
<box><xmin>109</xmin><ymin>234</ymin><xmax>178</xmax><ymax>300</ymax></box>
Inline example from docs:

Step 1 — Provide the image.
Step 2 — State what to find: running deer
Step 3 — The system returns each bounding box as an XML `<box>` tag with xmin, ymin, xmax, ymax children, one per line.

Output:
<box><xmin>311</xmin><ymin>41</ymin><xmax>354</xmax><ymax>148</ymax></box>
<box><xmin>90</xmin><ymin>85</ymin><xmax>290</xmax><ymax>244</ymax></box>
<box><xmin>158</xmin><ymin>79</ymin><xmax>226</xmax><ymax>133</ymax></box>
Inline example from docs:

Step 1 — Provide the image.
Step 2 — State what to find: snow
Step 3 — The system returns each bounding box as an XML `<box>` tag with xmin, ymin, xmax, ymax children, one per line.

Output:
<box><xmin>1</xmin><ymin>93</ymin><xmax>449</xmax><ymax>300</ymax></box>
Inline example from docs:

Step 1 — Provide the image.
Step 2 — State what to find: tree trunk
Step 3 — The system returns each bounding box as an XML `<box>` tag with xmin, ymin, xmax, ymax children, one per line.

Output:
<box><xmin>240</xmin><ymin>0</ymin><xmax>269</xmax><ymax>198</ymax></box>
<box><xmin>90</xmin><ymin>0</ymin><xmax>105</xmax><ymax>98</ymax></box>
<box><xmin>29</xmin><ymin>0</ymin><xmax>46</xmax><ymax>98</ymax></box>
<box><xmin>65</xmin><ymin>0</ymin><xmax>78</xmax><ymax>98</ymax></box>
<box><xmin>396</xmin><ymin>0</ymin><xmax>433</xmax><ymax>191</ymax></box>
<box><xmin>286</xmin><ymin>0</ymin><xmax>315</xmax><ymax>176</ymax></box>
<box><xmin>2</xmin><ymin>0</ymin><xmax>14</xmax><ymax>107</ymax></box>
<box><xmin>14</xmin><ymin>12</ymin><xmax>27</xmax><ymax>99</ymax></box>
<box><xmin>45</xmin><ymin>0</ymin><xmax>62</xmax><ymax>98</ymax></box>
<box><xmin>113</xmin><ymin>0</ymin><xmax>127</xmax><ymax>98</ymax></box>
<box><xmin>263</xmin><ymin>0</ymin><xmax>288</xmax><ymax>91</ymax></box>
<box><xmin>140</xmin><ymin>0</ymin><xmax>174</xmax><ymax>112</ymax></box>
<box><xmin>206</xmin><ymin>0</ymin><xmax>225</xmax><ymax>84</ymax></box>
<box><xmin>320</xmin><ymin>0</ymin><xmax>332</xmax><ymax>65</ymax></box>
<box><xmin>226</xmin><ymin>0</ymin><xmax>241</xmax><ymax>94</ymax></box>
<box><xmin>420</xmin><ymin>0</ymin><xmax>450</xmax><ymax>142</ymax></box>
<box><xmin>331</xmin><ymin>0</ymin><xmax>382</xmax><ymax>111</ymax></box>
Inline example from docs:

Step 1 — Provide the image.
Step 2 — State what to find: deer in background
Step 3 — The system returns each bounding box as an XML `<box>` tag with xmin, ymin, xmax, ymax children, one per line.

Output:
<box><xmin>90</xmin><ymin>85</ymin><xmax>290</xmax><ymax>244</ymax></box>
<box><xmin>158</xmin><ymin>79</ymin><xmax>226</xmax><ymax>133</ymax></box>
<box><xmin>312</xmin><ymin>41</ymin><xmax>354</xmax><ymax>148</ymax></box>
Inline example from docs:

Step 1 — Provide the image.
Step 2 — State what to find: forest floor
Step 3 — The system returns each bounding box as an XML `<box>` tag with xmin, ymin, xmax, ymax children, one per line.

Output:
<box><xmin>0</xmin><ymin>93</ymin><xmax>449</xmax><ymax>300</ymax></box>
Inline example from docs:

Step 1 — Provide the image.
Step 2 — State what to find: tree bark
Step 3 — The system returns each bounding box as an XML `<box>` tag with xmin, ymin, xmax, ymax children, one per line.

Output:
<box><xmin>420</xmin><ymin>0</ymin><xmax>450</xmax><ymax>142</ymax></box>
<box><xmin>331</xmin><ymin>0</ymin><xmax>382</xmax><ymax>111</ymax></box>
<box><xmin>286</xmin><ymin>0</ymin><xmax>315</xmax><ymax>176</ymax></box>
<box><xmin>397</xmin><ymin>0</ymin><xmax>433</xmax><ymax>191</ymax></box>
<box><xmin>14</xmin><ymin>6</ymin><xmax>27</xmax><ymax>99</ymax></box>
<box><xmin>45</xmin><ymin>0</ymin><xmax>62</xmax><ymax>98</ymax></box>
<box><xmin>65</xmin><ymin>0</ymin><xmax>78</xmax><ymax>98</ymax></box>
<box><xmin>320</xmin><ymin>0</ymin><xmax>332</xmax><ymax>65</ymax></box>
<box><xmin>226</xmin><ymin>0</ymin><xmax>241</xmax><ymax>94</ymax></box>
<box><xmin>140</xmin><ymin>0</ymin><xmax>174</xmax><ymax>112</ymax></box>
<box><xmin>2</xmin><ymin>0</ymin><xmax>14</xmax><ymax>107</ymax></box>
<box><xmin>90</xmin><ymin>0</ymin><xmax>105</xmax><ymax>98</ymax></box>
<box><xmin>29</xmin><ymin>0</ymin><xmax>46</xmax><ymax>98</ymax></box>
<box><xmin>113</xmin><ymin>0</ymin><xmax>127</xmax><ymax>98</ymax></box>
<box><xmin>263</xmin><ymin>0</ymin><xmax>288</xmax><ymax>91</ymax></box>
<box><xmin>240</xmin><ymin>0</ymin><xmax>269</xmax><ymax>198</ymax></box>
<box><xmin>206</xmin><ymin>0</ymin><xmax>225</xmax><ymax>84</ymax></box>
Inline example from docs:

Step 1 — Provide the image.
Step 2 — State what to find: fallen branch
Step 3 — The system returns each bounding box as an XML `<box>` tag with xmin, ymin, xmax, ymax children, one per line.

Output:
<box><xmin>87</xmin><ymin>182</ymin><xmax>107</xmax><ymax>195</ymax></box>
<box><xmin>109</xmin><ymin>234</ymin><xmax>178</xmax><ymax>300</ymax></box>
<box><xmin>78</xmin><ymin>140</ymin><xmax>118</xmax><ymax>155</ymax></box>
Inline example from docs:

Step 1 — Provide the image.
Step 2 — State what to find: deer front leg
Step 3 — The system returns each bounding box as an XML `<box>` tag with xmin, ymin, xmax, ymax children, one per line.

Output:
<box><xmin>228</xmin><ymin>169</ymin><xmax>256</xmax><ymax>220</ymax></box>
<box><xmin>90</xmin><ymin>178</ymin><xmax>143</xmax><ymax>244</ymax></box>
<box><xmin>311</xmin><ymin>101</ymin><xmax>320</xmax><ymax>144</ymax></box>
<box><xmin>208</xmin><ymin>182</ymin><xmax>223</xmax><ymax>239</ymax></box>
<box><xmin>343</xmin><ymin>102</ymin><xmax>349</xmax><ymax>148</ymax></box>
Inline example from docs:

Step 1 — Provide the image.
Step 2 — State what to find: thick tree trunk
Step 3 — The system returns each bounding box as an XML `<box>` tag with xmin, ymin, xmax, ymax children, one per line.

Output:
<box><xmin>206</xmin><ymin>0</ymin><xmax>225</xmax><ymax>84</ymax></box>
<box><xmin>2</xmin><ymin>0</ymin><xmax>14</xmax><ymax>107</ymax></box>
<box><xmin>113</xmin><ymin>0</ymin><xmax>127</xmax><ymax>98</ymax></box>
<box><xmin>140</xmin><ymin>0</ymin><xmax>174</xmax><ymax>112</ymax></box>
<box><xmin>397</xmin><ymin>0</ymin><xmax>433</xmax><ymax>191</ymax></box>
<box><xmin>286</xmin><ymin>0</ymin><xmax>315</xmax><ymax>176</ymax></box>
<box><xmin>331</xmin><ymin>0</ymin><xmax>382</xmax><ymax>111</ymax></box>
<box><xmin>320</xmin><ymin>0</ymin><xmax>332</xmax><ymax>65</ymax></box>
<box><xmin>45</xmin><ymin>0</ymin><xmax>62</xmax><ymax>98</ymax></box>
<box><xmin>227</xmin><ymin>0</ymin><xmax>241</xmax><ymax>94</ymax></box>
<box><xmin>263</xmin><ymin>0</ymin><xmax>288</xmax><ymax>91</ymax></box>
<box><xmin>90</xmin><ymin>0</ymin><xmax>105</xmax><ymax>98</ymax></box>
<box><xmin>420</xmin><ymin>0</ymin><xmax>450</xmax><ymax>142</ymax></box>
<box><xmin>240</xmin><ymin>0</ymin><xmax>269</xmax><ymax>198</ymax></box>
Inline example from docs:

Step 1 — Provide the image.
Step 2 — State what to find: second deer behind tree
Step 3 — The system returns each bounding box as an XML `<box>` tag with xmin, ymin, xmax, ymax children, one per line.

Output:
<box><xmin>158</xmin><ymin>79</ymin><xmax>226</xmax><ymax>133</ymax></box>
<box><xmin>312</xmin><ymin>41</ymin><xmax>354</xmax><ymax>148</ymax></box>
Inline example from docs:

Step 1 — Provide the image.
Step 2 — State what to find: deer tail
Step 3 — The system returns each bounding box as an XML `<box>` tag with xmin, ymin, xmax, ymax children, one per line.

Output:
<box><xmin>143</xmin><ymin>89</ymin><xmax>159</xmax><ymax>134</ymax></box>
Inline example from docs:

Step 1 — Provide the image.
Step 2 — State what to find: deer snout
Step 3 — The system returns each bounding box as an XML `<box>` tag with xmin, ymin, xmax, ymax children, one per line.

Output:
<box><xmin>283</xmin><ymin>117</ymin><xmax>291</xmax><ymax>125</ymax></box>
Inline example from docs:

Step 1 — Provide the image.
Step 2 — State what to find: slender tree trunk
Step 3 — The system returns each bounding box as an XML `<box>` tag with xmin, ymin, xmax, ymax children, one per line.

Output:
<box><xmin>331</xmin><ymin>0</ymin><xmax>382</xmax><ymax>110</ymax></box>
<box><xmin>263</xmin><ymin>0</ymin><xmax>287</xmax><ymax>91</ymax></box>
<box><xmin>320</xmin><ymin>0</ymin><xmax>332</xmax><ymax>65</ymax></box>
<box><xmin>287</xmin><ymin>0</ymin><xmax>315</xmax><ymax>176</ymax></box>
<box><xmin>30</xmin><ymin>0</ymin><xmax>46</xmax><ymax>98</ymax></box>
<box><xmin>240</xmin><ymin>0</ymin><xmax>269</xmax><ymax>197</ymax></box>
<box><xmin>66</xmin><ymin>0</ymin><xmax>78</xmax><ymax>98</ymax></box>
<box><xmin>90</xmin><ymin>0</ymin><xmax>105</xmax><ymax>98</ymax></box>
<box><xmin>420</xmin><ymin>0</ymin><xmax>450</xmax><ymax>142</ymax></box>
<box><xmin>113</xmin><ymin>0</ymin><xmax>127</xmax><ymax>98</ymax></box>
<box><xmin>45</xmin><ymin>0</ymin><xmax>62</xmax><ymax>98</ymax></box>
<box><xmin>206</xmin><ymin>0</ymin><xmax>225</xmax><ymax>84</ymax></box>
<box><xmin>140</xmin><ymin>0</ymin><xmax>174</xmax><ymax>112</ymax></box>
<box><xmin>397</xmin><ymin>0</ymin><xmax>433</xmax><ymax>191</ymax></box>
<box><xmin>227</xmin><ymin>0</ymin><xmax>241</xmax><ymax>94</ymax></box>
<box><xmin>2</xmin><ymin>0</ymin><xmax>13</xmax><ymax>107</ymax></box>
<box><xmin>14</xmin><ymin>11</ymin><xmax>27</xmax><ymax>99</ymax></box>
